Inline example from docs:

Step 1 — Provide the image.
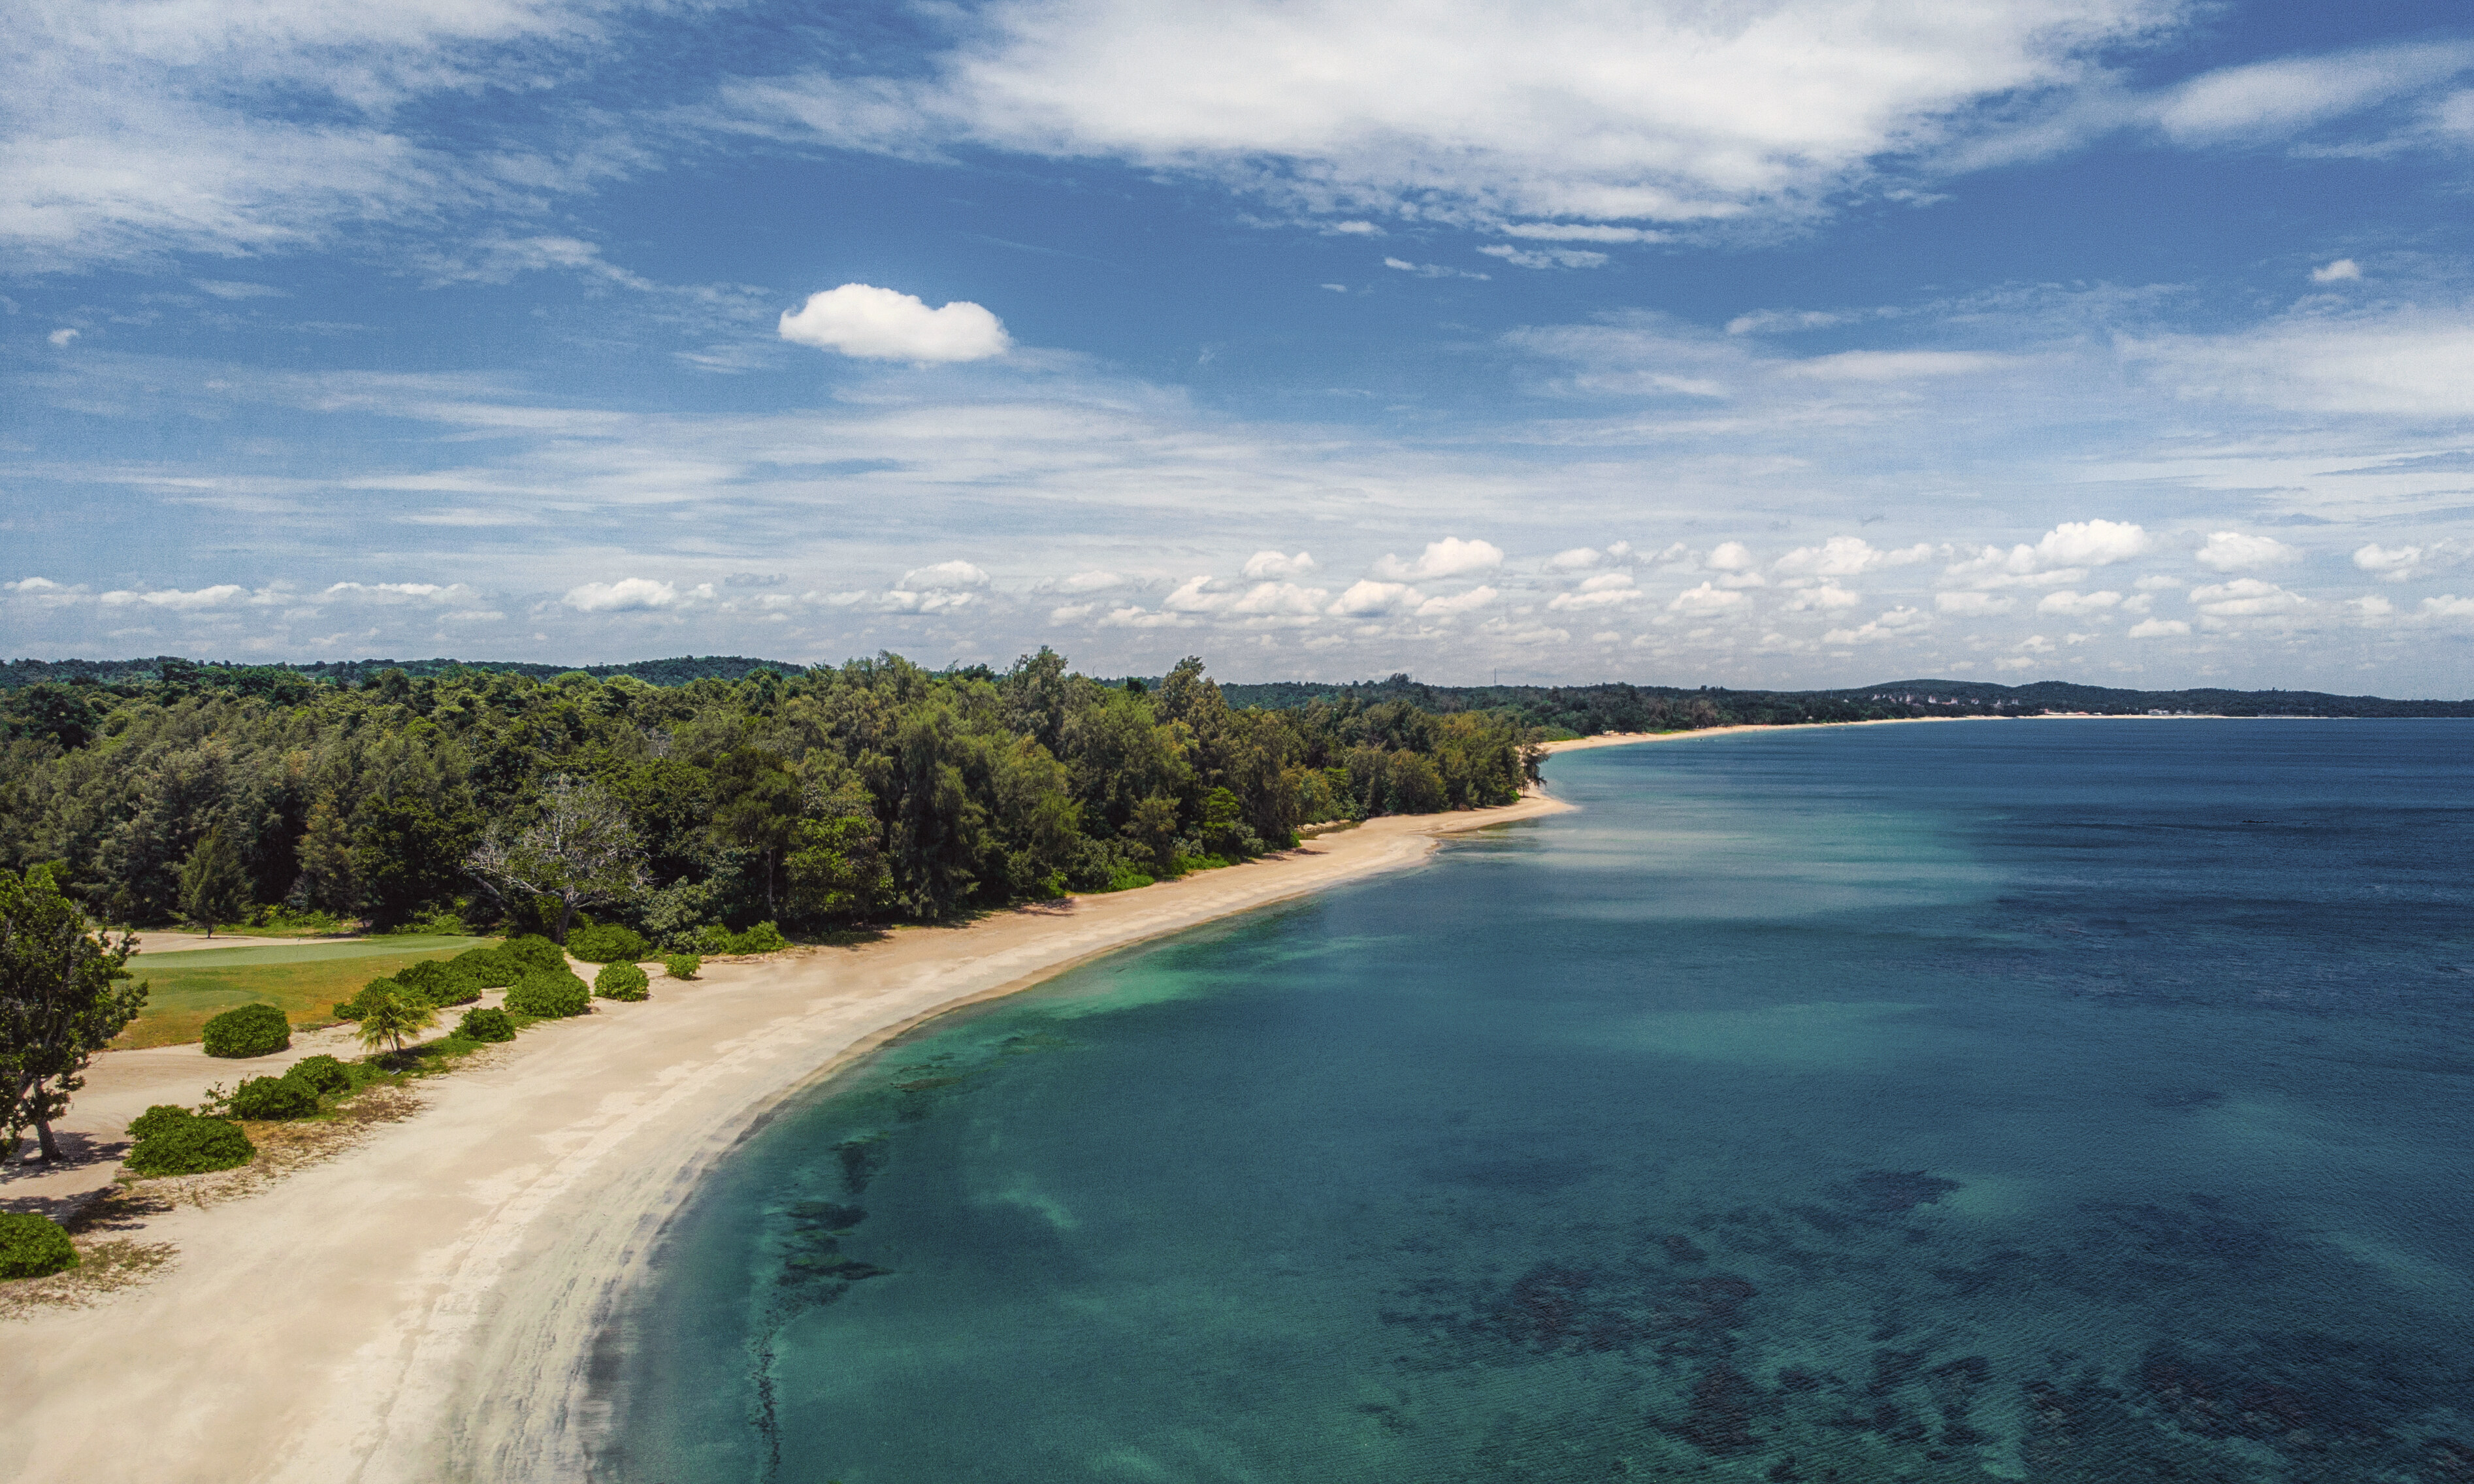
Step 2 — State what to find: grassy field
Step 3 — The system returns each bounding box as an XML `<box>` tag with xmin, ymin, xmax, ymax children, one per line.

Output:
<box><xmin>117</xmin><ymin>936</ymin><xmax>493</xmax><ymax>1049</ymax></box>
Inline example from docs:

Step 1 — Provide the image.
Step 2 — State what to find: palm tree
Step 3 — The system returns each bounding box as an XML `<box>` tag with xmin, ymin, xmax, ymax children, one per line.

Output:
<box><xmin>354</xmin><ymin>986</ymin><xmax>437</xmax><ymax>1059</ymax></box>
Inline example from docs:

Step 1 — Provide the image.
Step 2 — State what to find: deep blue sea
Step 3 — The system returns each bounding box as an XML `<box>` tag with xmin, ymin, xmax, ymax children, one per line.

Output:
<box><xmin>602</xmin><ymin>720</ymin><xmax>2474</xmax><ymax>1483</ymax></box>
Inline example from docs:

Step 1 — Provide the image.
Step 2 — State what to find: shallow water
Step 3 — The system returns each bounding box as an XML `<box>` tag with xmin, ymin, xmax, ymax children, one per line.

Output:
<box><xmin>602</xmin><ymin>720</ymin><xmax>2474</xmax><ymax>1483</ymax></box>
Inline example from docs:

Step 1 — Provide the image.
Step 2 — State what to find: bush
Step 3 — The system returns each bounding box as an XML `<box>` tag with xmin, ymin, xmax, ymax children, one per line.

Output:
<box><xmin>396</xmin><ymin>958</ymin><xmax>482</xmax><ymax>1006</ymax></box>
<box><xmin>594</xmin><ymin>961</ymin><xmax>649</xmax><ymax>1001</ymax></box>
<box><xmin>201</xmin><ymin>1002</ymin><xmax>291</xmax><ymax>1058</ymax></box>
<box><xmin>694</xmin><ymin>921</ymin><xmax>788</xmax><ymax>956</ymax></box>
<box><xmin>451</xmin><ymin>946</ymin><xmax>523</xmax><ymax>987</ymax></box>
<box><xmin>289</xmin><ymin>1054</ymin><xmax>351</xmax><ymax>1095</ymax></box>
<box><xmin>662</xmin><ymin>953</ymin><xmax>700</xmax><ymax>981</ymax></box>
<box><xmin>504</xmin><ymin>969</ymin><xmax>590</xmax><ymax>1019</ymax></box>
<box><xmin>502</xmin><ymin>935</ymin><xmax>570</xmax><ymax>974</ymax></box>
<box><xmin>331</xmin><ymin>976</ymin><xmax>397</xmax><ymax>1022</ymax></box>
<box><xmin>0</xmin><ymin>1212</ymin><xmax>78</xmax><ymax>1281</ymax></box>
<box><xmin>228</xmin><ymin>1073</ymin><xmax>319</xmax><ymax>1121</ymax></box>
<box><xmin>128</xmin><ymin>1104</ymin><xmax>193</xmax><ymax>1143</ymax></box>
<box><xmin>458</xmin><ymin>1007</ymin><xmax>517</xmax><ymax>1042</ymax></box>
<box><xmin>125</xmin><ymin>1110</ymin><xmax>255</xmax><ymax>1176</ymax></box>
<box><xmin>566</xmin><ymin>924</ymin><xmax>649</xmax><ymax>964</ymax></box>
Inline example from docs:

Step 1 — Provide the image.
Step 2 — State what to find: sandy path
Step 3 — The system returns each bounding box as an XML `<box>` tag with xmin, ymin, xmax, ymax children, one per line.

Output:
<box><xmin>0</xmin><ymin>794</ymin><xmax>1570</xmax><ymax>1484</ymax></box>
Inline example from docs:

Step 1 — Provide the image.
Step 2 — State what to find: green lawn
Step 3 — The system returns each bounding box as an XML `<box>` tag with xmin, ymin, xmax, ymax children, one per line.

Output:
<box><xmin>118</xmin><ymin>936</ymin><xmax>494</xmax><ymax>1048</ymax></box>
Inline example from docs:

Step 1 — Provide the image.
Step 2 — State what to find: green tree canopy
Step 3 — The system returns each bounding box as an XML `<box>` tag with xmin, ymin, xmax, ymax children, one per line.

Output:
<box><xmin>1</xmin><ymin>865</ymin><xmax>147</xmax><ymax>1161</ymax></box>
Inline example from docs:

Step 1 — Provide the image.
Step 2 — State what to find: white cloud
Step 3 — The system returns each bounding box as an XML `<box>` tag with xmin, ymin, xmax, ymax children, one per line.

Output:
<box><xmin>719</xmin><ymin>0</ymin><xmax>2183</xmax><ymax>229</ymax></box>
<box><xmin>98</xmin><ymin>583</ymin><xmax>247</xmax><ymax>610</ymax></box>
<box><xmin>1382</xmin><ymin>257</ymin><xmax>1489</xmax><ymax>280</ymax></box>
<box><xmin>2348</xmin><ymin>594</ymin><xmax>2394</xmax><ymax>619</ymax></box>
<box><xmin>47</xmin><ymin>328</ymin><xmax>78</xmax><ymax>347</ymax></box>
<box><xmin>1667</xmin><ymin>581</ymin><xmax>1746</xmax><ymax>616</ymax></box>
<box><xmin>1329</xmin><ymin>579</ymin><xmax>1420</xmax><ymax>617</ymax></box>
<box><xmin>1773</xmin><ymin>535</ymin><xmax>1933</xmax><ymax>579</ymax></box>
<box><xmin>1943</xmin><ymin>519</ymin><xmax>2150</xmax><ymax>589</ymax></box>
<box><xmin>2153</xmin><ymin>40</ymin><xmax>2474</xmax><ymax>146</ymax></box>
<box><xmin>1243</xmin><ymin>549</ymin><xmax>1316</xmax><ymax>579</ymax></box>
<box><xmin>1417</xmin><ymin>585</ymin><xmax>1498</xmax><ymax>616</ymax></box>
<box><xmin>1373</xmin><ymin>536</ymin><xmax>1503</xmax><ymax>580</ymax></box>
<box><xmin>1934</xmin><ymin>590</ymin><xmax>2013</xmax><ymax>616</ymax></box>
<box><xmin>1549</xmin><ymin>546</ymin><xmax>1606</xmax><ymax>570</ymax></box>
<box><xmin>2193</xmin><ymin>530</ymin><xmax>2300</xmax><ymax>571</ymax></box>
<box><xmin>899</xmin><ymin>559</ymin><xmax>993</xmax><ymax>590</ymax></box>
<box><xmin>1049</xmin><ymin>602</ymin><xmax>1098</xmax><ymax>622</ymax></box>
<box><xmin>2127</xmin><ymin>617</ymin><xmax>2190</xmax><ymax>637</ymax></box>
<box><xmin>1776</xmin><ymin>350</ymin><xmax>2007</xmax><ymax>381</ymax></box>
<box><xmin>1548</xmin><ymin>573</ymin><xmax>1642</xmax><ymax>610</ymax></box>
<box><xmin>2311</xmin><ymin>259</ymin><xmax>2362</xmax><ymax>283</ymax></box>
<box><xmin>1785</xmin><ymin>583</ymin><xmax>1863</xmax><ymax>611</ymax></box>
<box><xmin>1821</xmin><ymin>606</ymin><xmax>1930</xmax><ymax>644</ymax></box>
<box><xmin>2128</xmin><ymin>306</ymin><xmax>2474</xmax><ymax>418</ymax></box>
<box><xmin>564</xmin><ymin>578</ymin><xmax>708</xmax><ymax>613</ymax></box>
<box><xmin>2037</xmin><ymin>589</ymin><xmax>2123</xmax><ymax>615</ymax></box>
<box><xmin>1051</xmin><ymin>569</ymin><xmax>1124</xmax><ymax>592</ymax></box>
<box><xmin>1501</xmin><ymin>224</ymin><xmax>1663</xmax><ymax>243</ymax></box>
<box><xmin>2421</xmin><ymin>594</ymin><xmax>2474</xmax><ymax>622</ymax></box>
<box><xmin>2353</xmin><ymin>540</ymin><xmax>2466</xmax><ymax>583</ymax></box>
<box><xmin>1478</xmin><ymin>244</ymin><xmax>1609</xmax><ymax>270</ymax></box>
<box><xmin>2188</xmin><ymin>577</ymin><xmax>2305</xmax><ymax>619</ymax></box>
<box><xmin>779</xmin><ymin>284</ymin><xmax>1011</xmax><ymax>362</ymax></box>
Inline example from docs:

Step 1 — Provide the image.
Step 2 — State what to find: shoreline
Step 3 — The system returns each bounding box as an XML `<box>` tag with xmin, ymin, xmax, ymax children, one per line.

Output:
<box><xmin>0</xmin><ymin>790</ymin><xmax>1571</xmax><ymax>1484</ymax></box>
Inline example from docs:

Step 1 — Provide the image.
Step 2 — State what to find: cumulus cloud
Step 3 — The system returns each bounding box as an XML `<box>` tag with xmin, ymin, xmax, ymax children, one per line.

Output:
<box><xmin>900</xmin><ymin>559</ymin><xmax>992</xmax><ymax>590</ymax></box>
<box><xmin>2037</xmin><ymin>589</ymin><xmax>2123</xmax><ymax>615</ymax></box>
<box><xmin>2189</xmin><ymin>577</ymin><xmax>2305</xmax><ymax>619</ymax></box>
<box><xmin>1478</xmin><ymin>244</ymin><xmax>1608</xmax><ymax>270</ymax></box>
<box><xmin>1373</xmin><ymin>537</ymin><xmax>1503</xmax><ymax>581</ymax></box>
<box><xmin>1548</xmin><ymin>573</ymin><xmax>1642</xmax><ymax>610</ymax></box>
<box><xmin>1417</xmin><ymin>585</ymin><xmax>1499</xmax><ymax>617</ymax></box>
<box><xmin>1822</xmin><ymin>606</ymin><xmax>1930</xmax><ymax>644</ymax></box>
<box><xmin>1773</xmin><ymin>535</ymin><xmax>1933</xmax><ymax>580</ymax></box>
<box><xmin>1329</xmin><ymin>579</ymin><xmax>1420</xmax><ymax>617</ymax></box>
<box><xmin>2128</xmin><ymin>617</ymin><xmax>2191</xmax><ymax>637</ymax></box>
<box><xmin>2311</xmin><ymin>258</ymin><xmax>2362</xmax><ymax>283</ymax></box>
<box><xmin>1934</xmin><ymin>590</ymin><xmax>2013</xmax><ymax>616</ymax></box>
<box><xmin>98</xmin><ymin>584</ymin><xmax>248</xmax><ymax>609</ymax></box>
<box><xmin>1785</xmin><ymin>583</ymin><xmax>1863</xmax><ymax>611</ymax></box>
<box><xmin>779</xmin><ymin>284</ymin><xmax>1011</xmax><ymax>362</ymax></box>
<box><xmin>2194</xmin><ymin>531</ymin><xmax>2301</xmax><ymax>571</ymax></box>
<box><xmin>1667</xmin><ymin>581</ymin><xmax>1746</xmax><ymax>616</ymax></box>
<box><xmin>48</xmin><ymin>328</ymin><xmax>78</xmax><ymax>347</ymax></box>
<box><xmin>1383</xmin><ymin>257</ymin><xmax>1490</xmax><ymax>280</ymax></box>
<box><xmin>564</xmin><ymin>578</ymin><xmax>710</xmax><ymax>613</ymax></box>
<box><xmin>1243</xmin><ymin>549</ymin><xmax>1316</xmax><ymax>579</ymax></box>
<box><xmin>1944</xmin><ymin>519</ymin><xmax>2151</xmax><ymax>589</ymax></box>
<box><xmin>2353</xmin><ymin>540</ymin><xmax>2466</xmax><ymax>582</ymax></box>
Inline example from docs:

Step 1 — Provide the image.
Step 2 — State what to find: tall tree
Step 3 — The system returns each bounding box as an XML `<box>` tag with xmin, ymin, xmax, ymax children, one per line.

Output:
<box><xmin>466</xmin><ymin>774</ymin><xmax>647</xmax><ymax>943</ymax></box>
<box><xmin>1</xmin><ymin>865</ymin><xmax>147</xmax><ymax>1162</ymax></box>
<box><xmin>177</xmin><ymin>826</ymin><xmax>250</xmax><ymax>937</ymax></box>
<box><xmin>710</xmin><ymin>748</ymin><xmax>802</xmax><ymax>917</ymax></box>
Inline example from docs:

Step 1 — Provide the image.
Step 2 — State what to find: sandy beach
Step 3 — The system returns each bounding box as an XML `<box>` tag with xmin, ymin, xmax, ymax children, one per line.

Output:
<box><xmin>0</xmin><ymin>788</ymin><xmax>1576</xmax><ymax>1484</ymax></box>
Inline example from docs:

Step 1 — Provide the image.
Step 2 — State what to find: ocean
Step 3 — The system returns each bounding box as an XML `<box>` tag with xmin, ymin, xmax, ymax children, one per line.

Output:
<box><xmin>600</xmin><ymin>719</ymin><xmax>2474</xmax><ymax>1482</ymax></box>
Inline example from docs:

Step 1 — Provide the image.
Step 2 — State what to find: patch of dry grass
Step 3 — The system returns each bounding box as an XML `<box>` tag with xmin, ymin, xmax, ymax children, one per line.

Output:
<box><xmin>0</xmin><ymin>1237</ymin><xmax>178</xmax><ymax>1319</ymax></box>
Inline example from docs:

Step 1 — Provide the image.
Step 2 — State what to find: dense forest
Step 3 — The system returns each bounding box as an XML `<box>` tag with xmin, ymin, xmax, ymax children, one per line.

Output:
<box><xmin>0</xmin><ymin>653</ymin><xmax>1534</xmax><ymax>942</ymax></box>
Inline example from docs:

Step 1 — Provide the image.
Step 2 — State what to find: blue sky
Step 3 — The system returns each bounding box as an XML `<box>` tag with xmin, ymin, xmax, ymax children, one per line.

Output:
<box><xmin>5</xmin><ymin>0</ymin><xmax>2472</xmax><ymax>692</ymax></box>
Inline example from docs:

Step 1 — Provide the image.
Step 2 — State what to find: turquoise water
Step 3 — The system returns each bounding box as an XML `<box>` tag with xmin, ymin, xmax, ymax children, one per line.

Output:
<box><xmin>602</xmin><ymin>720</ymin><xmax>2474</xmax><ymax>1483</ymax></box>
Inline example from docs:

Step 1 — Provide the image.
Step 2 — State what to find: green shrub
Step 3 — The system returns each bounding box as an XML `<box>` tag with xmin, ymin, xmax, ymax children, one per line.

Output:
<box><xmin>125</xmin><ymin>1110</ymin><xmax>255</xmax><ymax>1176</ymax></box>
<box><xmin>451</xmin><ymin>946</ymin><xmax>523</xmax><ymax>987</ymax></box>
<box><xmin>504</xmin><ymin>969</ymin><xmax>590</xmax><ymax>1019</ymax></box>
<box><xmin>127</xmin><ymin>1104</ymin><xmax>193</xmax><ymax>1142</ymax></box>
<box><xmin>331</xmin><ymin>976</ymin><xmax>399</xmax><ymax>1022</ymax></box>
<box><xmin>201</xmin><ymin>1002</ymin><xmax>291</xmax><ymax>1058</ymax></box>
<box><xmin>0</xmin><ymin>1212</ymin><xmax>78</xmax><ymax>1281</ymax></box>
<box><xmin>566</xmin><ymin>924</ymin><xmax>649</xmax><ymax>963</ymax></box>
<box><xmin>594</xmin><ymin>961</ymin><xmax>649</xmax><ymax>1001</ymax></box>
<box><xmin>289</xmin><ymin>1054</ymin><xmax>351</xmax><ymax>1095</ymax></box>
<box><xmin>229</xmin><ymin>1073</ymin><xmax>319</xmax><ymax>1121</ymax></box>
<box><xmin>662</xmin><ymin>953</ymin><xmax>701</xmax><ymax>981</ymax></box>
<box><xmin>396</xmin><ymin>958</ymin><xmax>482</xmax><ymax>1006</ymax></box>
<box><xmin>503</xmin><ymin>935</ymin><xmax>570</xmax><ymax>974</ymax></box>
<box><xmin>694</xmin><ymin>921</ymin><xmax>788</xmax><ymax>956</ymax></box>
<box><xmin>458</xmin><ymin>1007</ymin><xmax>517</xmax><ymax>1042</ymax></box>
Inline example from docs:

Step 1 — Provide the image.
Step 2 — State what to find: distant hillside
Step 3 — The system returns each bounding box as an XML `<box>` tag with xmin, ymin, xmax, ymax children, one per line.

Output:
<box><xmin>1218</xmin><ymin>674</ymin><xmax>2474</xmax><ymax>729</ymax></box>
<box><xmin>4</xmin><ymin>656</ymin><xmax>2466</xmax><ymax>726</ymax></box>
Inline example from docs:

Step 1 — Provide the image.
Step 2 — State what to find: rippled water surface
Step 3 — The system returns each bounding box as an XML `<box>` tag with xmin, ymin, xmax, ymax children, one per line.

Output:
<box><xmin>603</xmin><ymin>720</ymin><xmax>2474</xmax><ymax>1483</ymax></box>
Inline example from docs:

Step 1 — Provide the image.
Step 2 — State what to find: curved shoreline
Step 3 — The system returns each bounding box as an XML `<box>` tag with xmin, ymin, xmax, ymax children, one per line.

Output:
<box><xmin>0</xmin><ymin>789</ymin><xmax>1573</xmax><ymax>1484</ymax></box>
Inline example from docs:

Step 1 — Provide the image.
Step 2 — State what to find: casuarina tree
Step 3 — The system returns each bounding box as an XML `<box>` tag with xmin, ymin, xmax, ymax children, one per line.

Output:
<box><xmin>178</xmin><ymin>826</ymin><xmax>250</xmax><ymax>938</ymax></box>
<box><xmin>466</xmin><ymin>774</ymin><xmax>648</xmax><ymax>944</ymax></box>
<box><xmin>1</xmin><ymin>865</ymin><xmax>148</xmax><ymax>1163</ymax></box>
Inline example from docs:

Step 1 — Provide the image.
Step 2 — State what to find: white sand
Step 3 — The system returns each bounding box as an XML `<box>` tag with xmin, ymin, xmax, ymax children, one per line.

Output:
<box><xmin>0</xmin><ymin>793</ymin><xmax>1570</xmax><ymax>1483</ymax></box>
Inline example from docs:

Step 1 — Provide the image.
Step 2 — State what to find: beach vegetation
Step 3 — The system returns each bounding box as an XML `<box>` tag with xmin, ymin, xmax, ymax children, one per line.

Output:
<box><xmin>0</xmin><ymin>864</ymin><xmax>147</xmax><ymax>1162</ymax></box>
<box><xmin>450</xmin><ymin>945</ymin><xmax>524</xmax><ymax>986</ymax></box>
<box><xmin>353</xmin><ymin>985</ymin><xmax>438</xmax><ymax>1057</ymax></box>
<box><xmin>594</xmin><ymin>961</ymin><xmax>650</xmax><ymax>1001</ymax></box>
<box><xmin>289</xmin><ymin>1054</ymin><xmax>352</xmax><ymax>1094</ymax></box>
<box><xmin>662</xmin><ymin>953</ymin><xmax>700</xmax><ymax>980</ymax></box>
<box><xmin>125</xmin><ymin>1107</ymin><xmax>255</xmax><ymax>1176</ymax></box>
<box><xmin>695</xmin><ymin>921</ymin><xmax>787</xmax><ymax>956</ymax></box>
<box><xmin>458</xmin><ymin>1007</ymin><xmax>516</xmax><ymax>1042</ymax></box>
<box><xmin>501</xmin><ymin>935</ymin><xmax>570</xmax><ymax>975</ymax></box>
<box><xmin>0</xmin><ymin>652</ymin><xmax>1533</xmax><ymax>1003</ymax></box>
<box><xmin>228</xmin><ymin>1071</ymin><xmax>319</xmax><ymax>1121</ymax></box>
<box><xmin>393</xmin><ymin>958</ymin><xmax>482</xmax><ymax>1005</ymax></box>
<box><xmin>0</xmin><ymin>1211</ymin><xmax>78</xmax><ymax>1280</ymax></box>
<box><xmin>200</xmin><ymin>1001</ymin><xmax>290</xmax><ymax>1058</ymax></box>
<box><xmin>504</xmin><ymin>969</ymin><xmax>590</xmax><ymax>1019</ymax></box>
<box><xmin>565</xmin><ymin>922</ymin><xmax>649</xmax><ymax>963</ymax></box>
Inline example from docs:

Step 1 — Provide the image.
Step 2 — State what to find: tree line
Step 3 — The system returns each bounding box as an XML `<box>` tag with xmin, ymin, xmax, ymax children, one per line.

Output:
<box><xmin>0</xmin><ymin>651</ymin><xmax>1538</xmax><ymax>941</ymax></box>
